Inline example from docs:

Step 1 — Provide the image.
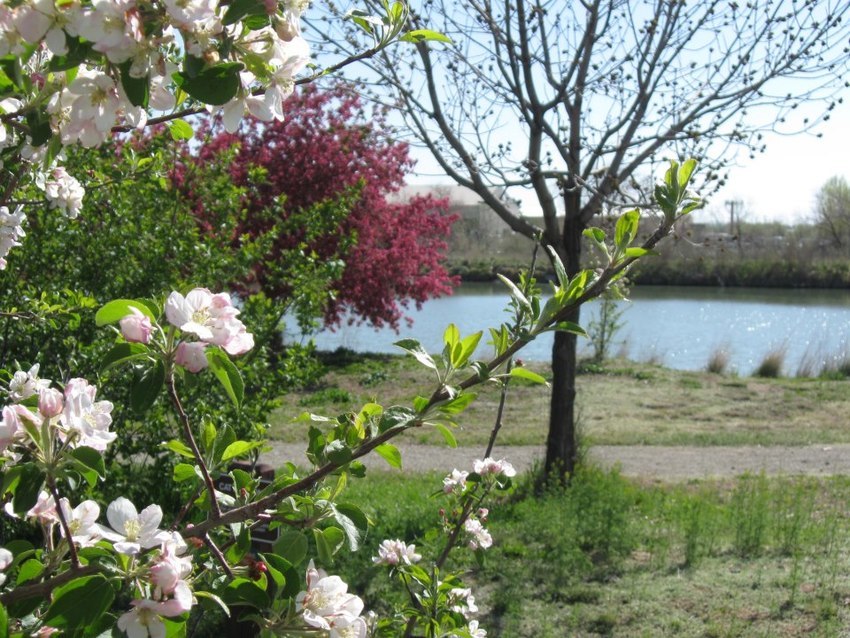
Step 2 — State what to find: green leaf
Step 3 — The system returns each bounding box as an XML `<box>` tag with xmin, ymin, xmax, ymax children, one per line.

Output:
<box><xmin>100</xmin><ymin>342</ymin><xmax>150</xmax><ymax>372</ymax></box>
<box><xmin>453</xmin><ymin>331</ymin><xmax>482</xmax><ymax>368</ymax></box>
<box><xmin>194</xmin><ymin>591</ymin><xmax>230</xmax><ymax>618</ymax></box>
<box><xmin>222</xmin><ymin>0</ymin><xmax>267</xmax><ymax>24</ymax></box>
<box><xmin>433</xmin><ymin>422</ymin><xmax>457</xmax><ymax>448</ymax></box>
<box><xmin>206</xmin><ymin>347</ymin><xmax>244</xmax><ymax>409</ymax></box>
<box><xmin>551</xmin><ymin>321</ymin><xmax>588</xmax><ymax>337</ymax></box>
<box><xmin>69</xmin><ymin>446</ymin><xmax>106</xmax><ymax>478</ymax></box>
<box><xmin>168</xmin><ymin>120</ymin><xmax>194</xmax><ymax>141</ymax></box>
<box><xmin>15</xmin><ymin>558</ymin><xmax>43</xmax><ymax>585</ymax></box>
<box><xmin>162</xmin><ymin>439</ymin><xmax>196</xmax><ymax>459</ymax></box>
<box><xmin>173</xmin><ymin>63</ymin><xmax>243</xmax><ymax>106</ymax></box>
<box><xmin>173</xmin><ymin>463</ymin><xmax>199</xmax><ymax>483</ymax></box>
<box><xmin>393</xmin><ymin>339</ymin><xmax>436</xmax><ymax>370</ymax></box>
<box><xmin>509</xmin><ymin>367</ymin><xmax>549</xmax><ymax>385</ymax></box>
<box><xmin>119</xmin><ymin>62</ymin><xmax>149</xmax><ymax>108</ymax></box>
<box><xmin>325</xmin><ymin>440</ymin><xmax>352</xmax><ymax>465</ymax></box>
<box><xmin>223</xmin><ymin>578</ymin><xmax>269</xmax><ymax>609</ymax></box>
<box><xmin>678</xmin><ymin>158</ymin><xmax>697</xmax><ymax>190</ymax></box>
<box><xmin>624</xmin><ymin>247</ymin><xmax>656</xmax><ymax>258</ymax></box>
<box><xmin>399</xmin><ymin>29</ymin><xmax>452</xmax><ymax>43</ymax></box>
<box><xmin>546</xmin><ymin>245</ymin><xmax>570</xmax><ymax>290</ymax></box>
<box><xmin>443</xmin><ymin>323</ymin><xmax>460</xmax><ymax>349</ymax></box>
<box><xmin>13</xmin><ymin>464</ymin><xmax>44</xmax><ymax>515</ymax></box>
<box><xmin>274</xmin><ymin>530</ymin><xmax>308</xmax><ymax>566</ymax></box>
<box><xmin>313</xmin><ymin>527</ymin><xmax>345</xmax><ymax>564</ymax></box>
<box><xmin>95</xmin><ymin>299</ymin><xmax>156</xmax><ymax>326</ymax></box>
<box><xmin>44</xmin><ymin>575</ymin><xmax>114</xmax><ymax>630</ymax></box>
<box><xmin>497</xmin><ymin>274</ymin><xmax>532</xmax><ymax>313</ymax></box>
<box><xmin>221</xmin><ymin>440</ymin><xmax>263</xmax><ymax>462</ymax></box>
<box><xmin>0</xmin><ymin>601</ymin><xmax>7</xmax><ymax>638</ymax></box>
<box><xmin>614</xmin><ymin>209</ymin><xmax>640</xmax><ymax>250</ymax></box>
<box><xmin>374</xmin><ymin>443</ymin><xmax>402</xmax><ymax>469</ymax></box>
<box><xmin>130</xmin><ymin>360</ymin><xmax>164</xmax><ymax>413</ymax></box>
<box><xmin>438</xmin><ymin>392</ymin><xmax>477</xmax><ymax>415</ymax></box>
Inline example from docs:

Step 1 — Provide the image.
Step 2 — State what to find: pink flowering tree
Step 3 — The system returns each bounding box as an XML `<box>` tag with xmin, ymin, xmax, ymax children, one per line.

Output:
<box><xmin>0</xmin><ymin>0</ymin><xmax>706</xmax><ymax>635</ymax></box>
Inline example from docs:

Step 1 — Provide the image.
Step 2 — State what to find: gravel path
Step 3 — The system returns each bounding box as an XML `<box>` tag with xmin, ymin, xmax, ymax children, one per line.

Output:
<box><xmin>261</xmin><ymin>442</ymin><xmax>850</xmax><ymax>481</ymax></box>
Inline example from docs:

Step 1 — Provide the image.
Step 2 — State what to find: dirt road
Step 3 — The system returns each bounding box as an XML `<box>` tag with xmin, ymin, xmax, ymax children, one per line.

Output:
<box><xmin>261</xmin><ymin>441</ymin><xmax>850</xmax><ymax>481</ymax></box>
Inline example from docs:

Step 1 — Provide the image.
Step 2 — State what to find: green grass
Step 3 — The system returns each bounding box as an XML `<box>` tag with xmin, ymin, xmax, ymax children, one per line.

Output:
<box><xmin>269</xmin><ymin>353</ymin><xmax>850</xmax><ymax>447</ymax></box>
<box><xmin>332</xmin><ymin>469</ymin><xmax>850</xmax><ymax>637</ymax></box>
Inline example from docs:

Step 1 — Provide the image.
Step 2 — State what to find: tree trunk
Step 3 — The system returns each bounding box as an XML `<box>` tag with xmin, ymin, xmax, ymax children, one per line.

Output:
<box><xmin>544</xmin><ymin>207</ymin><xmax>584</xmax><ymax>480</ymax></box>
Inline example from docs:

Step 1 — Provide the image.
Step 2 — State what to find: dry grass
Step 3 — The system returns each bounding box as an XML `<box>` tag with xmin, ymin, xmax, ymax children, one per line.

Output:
<box><xmin>269</xmin><ymin>354</ymin><xmax>850</xmax><ymax>447</ymax></box>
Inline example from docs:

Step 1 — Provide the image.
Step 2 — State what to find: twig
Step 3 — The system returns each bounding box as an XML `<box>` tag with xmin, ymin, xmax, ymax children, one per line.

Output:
<box><xmin>46</xmin><ymin>478</ymin><xmax>79</xmax><ymax>570</ymax></box>
<box><xmin>166</xmin><ymin>375</ymin><xmax>222</xmax><ymax>520</ymax></box>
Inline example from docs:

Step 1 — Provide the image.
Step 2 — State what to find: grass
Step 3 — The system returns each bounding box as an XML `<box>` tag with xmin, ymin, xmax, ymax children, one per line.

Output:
<box><xmin>269</xmin><ymin>352</ymin><xmax>850</xmax><ymax>447</ymax></box>
<box><xmin>332</xmin><ymin>469</ymin><xmax>850</xmax><ymax>637</ymax></box>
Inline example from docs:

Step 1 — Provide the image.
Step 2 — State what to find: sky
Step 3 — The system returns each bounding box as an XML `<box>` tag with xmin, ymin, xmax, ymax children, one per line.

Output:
<box><xmin>406</xmin><ymin>109</ymin><xmax>849</xmax><ymax>227</ymax></box>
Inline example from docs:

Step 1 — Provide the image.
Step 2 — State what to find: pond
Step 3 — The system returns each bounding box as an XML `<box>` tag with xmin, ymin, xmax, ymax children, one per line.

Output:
<box><xmin>286</xmin><ymin>284</ymin><xmax>850</xmax><ymax>376</ymax></box>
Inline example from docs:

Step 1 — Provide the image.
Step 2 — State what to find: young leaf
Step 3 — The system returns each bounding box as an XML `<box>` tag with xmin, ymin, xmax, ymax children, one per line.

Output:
<box><xmin>497</xmin><ymin>273</ymin><xmax>532</xmax><ymax>313</ymax></box>
<box><xmin>614</xmin><ymin>209</ymin><xmax>640</xmax><ymax>251</ymax></box>
<box><xmin>509</xmin><ymin>367</ymin><xmax>549</xmax><ymax>385</ymax></box>
<box><xmin>393</xmin><ymin>339</ymin><xmax>437</xmax><ymax>370</ymax></box>
<box><xmin>546</xmin><ymin>245</ymin><xmax>570</xmax><ymax>289</ymax></box>
<box><xmin>206</xmin><ymin>347</ymin><xmax>244</xmax><ymax>409</ymax></box>
<box><xmin>95</xmin><ymin>299</ymin><xmax>156</xmax><ymax>326</ymax></box>
<box><xmin>221</xmin><ymin>440</ymin><xmax>263</xmax><ymax>462</ymax></box>
<box><xmin>168</xmin><ymin>119</ymin><xmax>194</xmax><ymax>141</ymax></box>
<box><xmin>433</xmin><ymin>422</ymin><xmax>457</xmax><ymax>448</ymax></box>
<box><xmin>374</xmin><ymin>443</ymin><xmax>402</xmax><ymax>469</ymax></box>
<box><xmin>399</xmin><ymin>29</ymin><xmax>452</xmax><ymax>43</ymax></box>
<box><xmin>443</xmin><ymin>323</ymin><xmax>460</xmax><ymax>349</ymax></box>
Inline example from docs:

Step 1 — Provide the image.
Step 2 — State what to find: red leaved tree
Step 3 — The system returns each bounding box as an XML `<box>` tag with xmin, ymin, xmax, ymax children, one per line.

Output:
<box><xmin>193</xmin><ymin>84</ymin><xmax>457</xmax><ymax>329</ymax></box>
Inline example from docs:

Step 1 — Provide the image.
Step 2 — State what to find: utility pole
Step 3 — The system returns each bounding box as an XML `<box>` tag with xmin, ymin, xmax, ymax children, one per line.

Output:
<box><xmin>725</xmin><ymin>199</ymin><xmax>744</xmax><ymax>254</ymax></box>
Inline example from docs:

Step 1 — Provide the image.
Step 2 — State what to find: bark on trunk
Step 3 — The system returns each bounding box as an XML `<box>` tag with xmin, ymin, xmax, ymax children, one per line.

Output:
<box><xmin>544</xmin><ymin>203</ymin><xmax>584</xmax><ymax>480</ymax></box>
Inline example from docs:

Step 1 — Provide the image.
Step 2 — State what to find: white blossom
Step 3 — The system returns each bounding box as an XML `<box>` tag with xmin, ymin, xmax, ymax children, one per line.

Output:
<box><xmin>59</xmin><ymin>377</ymin><xmax>115</xmax><ymax>451</ymax></box>
<box><xmin>0</xmin><ymin>205</ymin><xmax>26</xmax><ymax>271</ymax></box>
<box><xmin>99</xmin><ymin>497</ymin><xmax>170</xmax><ymax>555</ymax></box>
<box><xmin>296</xmin><ymin>561</ymin><xmax>365</xmax><ymax>631</ymax></box>
<box><xmin>42</xmin><ymin>167</ymin><xmax>85</xmax><ymax>219</ymax></box>
<box><xmin>58</xmin><ymin>498</ymin><xmax>102</xmax><ymax>547</ymax></box>
<box><xmin>463</xmin><ymin>518</ymin><xmax>492</xmax><ymax>551</ymax></box>
<box><xmin>443</xmin><ymin>469</ymin><xmax>468</xmax><ymax>494</ymax></box>
<box><xmin>8</xmin><ymin>363</ymin><xmax>48</xmax><ymax>402</ymax></box>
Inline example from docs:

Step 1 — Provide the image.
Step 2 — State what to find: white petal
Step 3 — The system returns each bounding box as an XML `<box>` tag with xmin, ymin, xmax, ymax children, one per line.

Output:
<box><xmin>106</xmin><ymin>497</ymin><xmax>138</xmax><ymax>533</ymax></box>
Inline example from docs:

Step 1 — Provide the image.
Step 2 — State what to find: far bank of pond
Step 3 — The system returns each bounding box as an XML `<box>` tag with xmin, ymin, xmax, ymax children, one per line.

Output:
<box><xmin>287</xmin><ymin>284</ymin><xmax>850</xmax><ymax>376</ymax></box>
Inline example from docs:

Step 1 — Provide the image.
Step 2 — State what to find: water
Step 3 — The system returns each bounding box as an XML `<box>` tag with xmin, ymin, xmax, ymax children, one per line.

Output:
<box><xmin>286</xmin><ymin>284</ymin><xmax>850</xmax><ymax>375</ymax></box>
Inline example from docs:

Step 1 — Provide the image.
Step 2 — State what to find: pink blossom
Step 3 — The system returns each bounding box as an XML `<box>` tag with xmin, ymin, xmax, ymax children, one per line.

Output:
<box><xmin>149</xmin><ymin>541</ymin><xmax>192</xmax><ymax>598</ymax></box>
<box><xmin>372</xmin><ymin>539</ymin><xmax>421</xmax><ymax>566</ymax></box>
<box><xmin>443</xmin><ymin>469</ymin><xmax>468</xmax><ymax>494</ymax></box>
<box><xmin>472</xmin><ymin>457</ymin><xmax>516</xmax><ymax>478</ymax></box>
<box><xmin>119</xmin><ymin>306</ymin><xmax>152</xmax><ymax>344</ymax></box>
<box><xmin>38</xmin><ymin>387</ymin><xmax>64</xmax><ymax>419</ymax></box>
<box><xmin>174</xmin><ymin>341</ymin><xmax>208</xmax><ymax>373</ymax></box>
<box><xmin>166</xmin><ymin>288</ymin><xmax>254</xmax><ymax>356</ymax></box>
<box><xmin>0</xmin><ymin>404</ymin><xmax>36</xmax><ymax>453</ymax></box>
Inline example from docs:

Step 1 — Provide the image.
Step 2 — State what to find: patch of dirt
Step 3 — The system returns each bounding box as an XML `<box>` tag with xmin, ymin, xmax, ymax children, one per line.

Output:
<box><xmin>261</xmin><ymin>442</ymin><xmax>850</xmax><ymax>481</ymax></box>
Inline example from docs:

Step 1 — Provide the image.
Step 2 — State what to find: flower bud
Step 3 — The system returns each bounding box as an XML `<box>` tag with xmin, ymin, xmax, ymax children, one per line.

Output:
<box><xmin>119</xmin><ymin>307</ymin><xmax>152</xmax><ymax>344</ymax></box>
<box><xmin>175</xmin><ymin>342</ymin><xmax>208</xmax><ymax>373</ymax></box>
<box><xmin>38</xmin><ymin>388</ymin><xmax>64</xmax><ymax>418</ymax></box>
